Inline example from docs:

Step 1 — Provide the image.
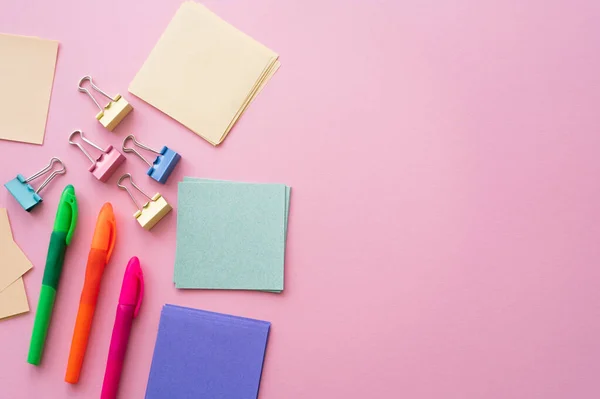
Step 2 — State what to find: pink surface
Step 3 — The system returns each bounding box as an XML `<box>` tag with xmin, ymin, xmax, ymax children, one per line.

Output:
<box><xmin>0</xmin><ymin>0</ymin><xmax>599</xmax><ymax>398</ymax></box>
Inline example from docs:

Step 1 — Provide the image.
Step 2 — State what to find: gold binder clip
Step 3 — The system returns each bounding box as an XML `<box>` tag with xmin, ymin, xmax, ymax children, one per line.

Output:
<box><xmin>117</xmin><ymin>173</ymin><xmax>172</xmax><ymax>230</ymax></box>
<box><xmin>78</xmin><ymin>76</ymin><xmax>133</xmax><ymax>131</ymax></box>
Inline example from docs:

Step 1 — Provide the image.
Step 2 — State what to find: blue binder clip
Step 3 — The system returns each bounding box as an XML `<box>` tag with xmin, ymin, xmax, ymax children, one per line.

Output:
<box><xmin>4</xmin><ymin>157</ymin><xmax>66</xmax><ymax>212</ymax></box>
<box><xmin>122</xmin><ymin>134</ymin><xmax>181</xmax><ymax>184</ymax></box>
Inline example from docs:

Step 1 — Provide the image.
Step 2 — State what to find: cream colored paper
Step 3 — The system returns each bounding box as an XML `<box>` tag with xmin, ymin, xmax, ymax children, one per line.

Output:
<box><xmin>0</xmin><ymin>208</ymin><xmax>12</xmax><ymax>239</ymax></box>
<box><xmin>0</xmin><ymin>278</ymin><xmax>29</xmax><ymax>320</ymax></box>
<box><xmin>0</xmin><ymin>34</ymin><xmax>58</xmax><ymax>145</ymax></box>
<box><xmin>0</xmin><ymin>209</ymin><xmax>33</xmax><ymax>293</ymax></box>
<box><xmin>129</xmin><ymin>2</ymin><xmax>279</xmax><ymax>146</ymax></box>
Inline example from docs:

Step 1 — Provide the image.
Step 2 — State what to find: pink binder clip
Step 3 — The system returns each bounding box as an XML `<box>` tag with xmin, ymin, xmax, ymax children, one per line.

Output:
<box><xmin>68</xmin><ymin>130</ymin><xmax>125</xmax><ymax>182</ymax></box>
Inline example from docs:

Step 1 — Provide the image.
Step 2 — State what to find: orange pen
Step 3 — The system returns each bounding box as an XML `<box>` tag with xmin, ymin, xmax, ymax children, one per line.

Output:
<box><xmin>65</xmin><ymin>202</ymin><xmax>116</xmax><ymax>384</ymax></box>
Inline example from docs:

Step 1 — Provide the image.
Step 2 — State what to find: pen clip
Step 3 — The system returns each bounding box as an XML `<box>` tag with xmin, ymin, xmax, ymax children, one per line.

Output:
<box><xmin>63</xmin><ymin>191</ymin><xmax>78</xmax><ymax>245</ymax></box>
<box><xmin>134</xmin><ymin>266</ymin><xmax>144</xmax><ymax>318</ymax></box>
<box><xmin>105</xmin><ymin>217</ymin><xmax>116</xmax><ymax>262</ymax></box>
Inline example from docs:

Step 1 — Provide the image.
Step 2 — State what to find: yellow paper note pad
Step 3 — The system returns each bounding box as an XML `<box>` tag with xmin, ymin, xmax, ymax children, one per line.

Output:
<box><xmin>0</xmin><ymin>34</ymin><xmax>58</xmax><ymax>145</ymax></box>
<box><xmin>129</xmin><ymin>2</ymin><xmax>279</xmax><ymax>146</ymax></box>
<box><xmin>0</xmin><ymin>278</ymin><xmax>29</xmax><ymax>320</ymax></box>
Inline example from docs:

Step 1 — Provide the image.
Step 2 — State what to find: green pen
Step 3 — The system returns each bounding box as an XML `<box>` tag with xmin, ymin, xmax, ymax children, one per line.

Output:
<box><xmin>27</xmin><ymin>185</ymin><xmax>78</xmax><ymax>365</ymax></box>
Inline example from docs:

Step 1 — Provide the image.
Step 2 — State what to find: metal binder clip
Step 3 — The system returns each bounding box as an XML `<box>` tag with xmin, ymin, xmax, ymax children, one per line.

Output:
<box><xmin>122</xmin><ymin>134</ymin><xmax>181</xmax><ymax>184</ymax></box>
<box><xmin>117</xmin><ymin>173</ymin><xmax>172</xmax><ymax>230</ymax></box>
<box><xmin>4</xmin><ymin>157</ymin><xmax>66</xmax><ymax>212</ymax></box>
<box><xmin>78</xmin><ymin>75</ymin><xmax>133</xmax><ymax>131</ymax></box>
<box><xmin>69</xmin><ymin>130</ymin><xmax>125</xmax><ymax>182</ymax></box>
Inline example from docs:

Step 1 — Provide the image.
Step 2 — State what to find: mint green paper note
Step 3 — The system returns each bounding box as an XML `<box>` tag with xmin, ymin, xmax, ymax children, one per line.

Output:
<box><xmin>183</xmin><ymin>177</ymin><xmax>291</xmax><ymax>236</ymax></box>
<box><xmin>175</xmin><ymin>180</ymin><xmax>287</xmax><ymax>291</ymax></box>
<box><xmin>178</xmin><ymin>178</ymin><xmax>291</xmax><ymax>293</ymax></box>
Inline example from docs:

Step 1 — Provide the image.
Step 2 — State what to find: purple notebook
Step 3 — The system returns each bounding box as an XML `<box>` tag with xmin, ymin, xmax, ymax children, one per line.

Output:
<box><xmin>145</xmin><ymin>304</ymin><xmax>271</xmax><ymax>399</ymax></box>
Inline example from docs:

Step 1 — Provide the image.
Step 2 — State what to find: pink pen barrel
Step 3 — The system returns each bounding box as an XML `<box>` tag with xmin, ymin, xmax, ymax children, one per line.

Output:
<box><xmin>100</xmin><ymin>257</ymin><xmax>144</xmax><ymax>399</ymax></box>
<box><xmin>100</xmin><ymin>305</ymin><xmax>134</xmax><ymax>399</ymax></box>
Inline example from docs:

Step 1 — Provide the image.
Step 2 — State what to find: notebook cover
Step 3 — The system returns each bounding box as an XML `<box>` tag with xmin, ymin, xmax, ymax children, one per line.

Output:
<box><xmin>145</xmin><ymin>304</ymin><xmax>271</xmax><ymax>399</ymax></box>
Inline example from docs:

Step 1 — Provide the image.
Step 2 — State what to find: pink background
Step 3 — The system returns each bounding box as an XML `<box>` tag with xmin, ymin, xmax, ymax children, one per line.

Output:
<box><xmin>1</xmin><ymin>0</ymin><xmax>599</xmax><ymax>398</ymax></box>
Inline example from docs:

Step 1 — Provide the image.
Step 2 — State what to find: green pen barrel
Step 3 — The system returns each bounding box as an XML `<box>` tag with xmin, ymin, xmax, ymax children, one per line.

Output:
<box><xmin>27</xmin><ymin>285</ymin><xmax>57</xmax><ymax>365</ymax></box>
<box><xmin>27</xmin><ymin>231</ymin><xmax>68</xmax><ymax>365</ymax></box>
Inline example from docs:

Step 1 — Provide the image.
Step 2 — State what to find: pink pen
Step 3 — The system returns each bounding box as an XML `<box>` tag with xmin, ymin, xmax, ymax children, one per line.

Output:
<box><xmin>100</xmin><ymin>257</ymin><xmax>144</xmax><ymax>399</ymax></box>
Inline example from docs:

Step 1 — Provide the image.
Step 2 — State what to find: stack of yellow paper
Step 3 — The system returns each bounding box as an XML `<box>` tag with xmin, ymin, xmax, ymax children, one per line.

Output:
<box><xmin>0</xmin><ymin>209</ymin><xmax>32</xmax><ymax>320</ymax></box>
<box><xmin>0</xmin><ymin>34</ymin><xmax>58</xmax><ymax>145</ymax></box>
<box><xmin>129</xmin><ymin>2</ymin><xmax>280</xmax><ymax>146</ymax></box>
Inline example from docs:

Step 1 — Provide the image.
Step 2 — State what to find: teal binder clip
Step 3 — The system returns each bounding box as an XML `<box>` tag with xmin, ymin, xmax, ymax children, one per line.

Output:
<box><xmin>122</xmin><ymin>134</ymin><xmax>181</xmax><ymax>184</ymax></box>
<box><xmin>4</xmin><ymin>157</ymin><xmax>66</xmax><ymax>212</ymax></box>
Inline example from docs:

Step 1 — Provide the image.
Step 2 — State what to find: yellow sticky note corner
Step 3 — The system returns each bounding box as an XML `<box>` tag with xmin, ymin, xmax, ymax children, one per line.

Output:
<box><xmin>0</xmin><ymin>34</ymin><xmax>58</xmax><ymax>145</ymax></box>
<box><xmin>129</xmin><ymin>2</ymin><xmax>279</xmax><ymax>146</ymax></box>
<box><xmin>0</xmin><ymin>208</ymin><xmax>12</xmax><ymax>239</ymax></box>
<box><xmin>0</xmin><ymin>208</ymin><xmax>33</xmax><ymax>292</ymax></box>
<box><xmin>0</xmin><ymin>278</ymin><xmax>29</xmax><ymax>320</ymax></box>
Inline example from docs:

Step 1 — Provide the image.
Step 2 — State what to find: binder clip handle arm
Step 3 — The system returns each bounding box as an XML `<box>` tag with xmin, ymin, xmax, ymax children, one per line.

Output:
<box><xmin>69</xmin><ymin>130</ymin><xmax>106</xmax><ymax>166</ymax></box>
<box><xmin>117</xmin><ymin>173</ymin><xmax>153</xmax><ymax>210</ymax></box>
<box><xmin>78</xmin><ymin>75</ymin><xmax>116</xmax><ymax>111</ymax></box>
<box><xmin>122</xmin><ymin>135</ymin><xmax>161</xmax><ymax>167</ymax></box>
<box><xmin>26</xmin><ymin>157</ymin><xmax>66</xmax><ymax>193</ymax></box>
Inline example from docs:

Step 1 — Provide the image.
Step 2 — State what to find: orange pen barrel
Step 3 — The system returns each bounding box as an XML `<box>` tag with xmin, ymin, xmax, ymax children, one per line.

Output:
<box><xmin>65</xmin><ymin>249</ymin><xmax>108</xmax><ymax>383</ymax></box>
<box><xmin>65</xmin><ymin>202</ymin><xmax>115</xmax><ymax>384</ymax></box>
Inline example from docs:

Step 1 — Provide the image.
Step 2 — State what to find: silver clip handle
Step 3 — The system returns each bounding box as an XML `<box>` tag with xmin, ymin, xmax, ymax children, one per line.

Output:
<box><xmin>78</xmin><ymin>75</ymin><xmax>117</xmax><ymax>111</ymax></box>
<box><xmin>117</xmin><ymin>173</ymin><xmax>153</xmax><ymax>210</ymax></box>
<box><xmin>122</xmin><ymin>134</ymin><xmax>161</xmax><ymax>168</ymax></box>
<box><xmin>68</xmin><ymin>130</ymin><xmax>106</xmax><ymax>166</ymax></box>
<box><xmin>26</xmin><ymin>157</ymin><xmax>66</xmax><ymax>193</ymax></box>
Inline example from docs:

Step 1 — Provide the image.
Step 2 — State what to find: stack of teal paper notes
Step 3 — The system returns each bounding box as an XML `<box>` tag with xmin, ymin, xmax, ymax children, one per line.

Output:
<box><xmin>174</xmin><ymin>178</ymin><xmax>290</xmax><ymax>292</ymax></box>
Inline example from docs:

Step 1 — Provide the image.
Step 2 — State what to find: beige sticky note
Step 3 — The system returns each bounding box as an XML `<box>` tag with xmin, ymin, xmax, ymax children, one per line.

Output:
<box><xmin>0</xmin><ymin>33</ymin><xmax>58</xmax><ymax>145</ymax></box>
<box><xmin>0</xmin><ymin>209</ymin><xmax>33</xmax><ymax>293</ymax></box>
<box><xmin>129</xmin><ymin>2</ymin><xmax>279</xmax><ymax>146</ymax></box>
<box><xmin>0</xmin><ymin>208</ymin><xmax>12</xmax><ymax>240</ymax></box>
<box><xmin>0</xmin><ymin>278</ymin><xmax>29</xmax><ymax>320</ymax></box>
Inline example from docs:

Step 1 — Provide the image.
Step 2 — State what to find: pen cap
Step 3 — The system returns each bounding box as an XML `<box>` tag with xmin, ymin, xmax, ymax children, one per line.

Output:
<box><xmin>92</xmin><ymin>203</ymin><xmax>117</xmax><ymax>261</ymax></box>
<box><xmin>55</xmin><ymin>185</ymin><xmax>78</xmax><ymax>245</ymax></box>
<box><xmin>119</xmin><ymin>257</ymin><xmax>144</xmax><ymax>317</ymax></box>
